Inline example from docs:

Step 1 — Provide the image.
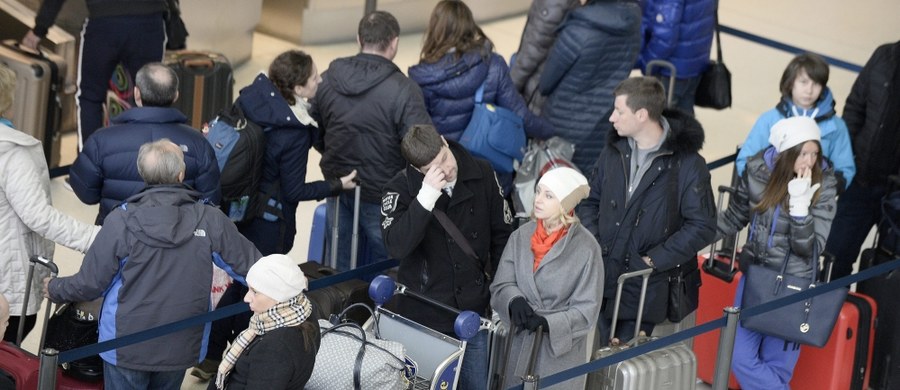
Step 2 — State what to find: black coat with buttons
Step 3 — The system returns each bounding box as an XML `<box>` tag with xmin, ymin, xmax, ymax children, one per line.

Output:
<box><xmin>578</xmin><ymin>109</ymin><xmax>716</xmax><ymax>324</ymax></box>
<box><xmin>382</xmin><ymin>141</ymin><xmax>513</xmax><ymax>334</ymax></box>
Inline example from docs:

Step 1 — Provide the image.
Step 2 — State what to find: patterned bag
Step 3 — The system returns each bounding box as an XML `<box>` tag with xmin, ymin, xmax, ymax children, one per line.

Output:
<box><xmin>306</xmin><ymin>320</ymin><xmax>408</xmax><ymax>390</ymax></box>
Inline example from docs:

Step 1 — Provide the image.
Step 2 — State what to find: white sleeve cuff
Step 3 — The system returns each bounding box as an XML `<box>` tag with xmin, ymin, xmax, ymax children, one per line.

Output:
<box><xmin>416</xmin><ymin>185</ymin><xmax>442</xmax><ymax>212</ymax></box>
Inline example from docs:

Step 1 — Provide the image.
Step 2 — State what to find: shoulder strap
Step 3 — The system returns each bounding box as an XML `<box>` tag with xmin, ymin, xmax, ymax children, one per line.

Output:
<box><xmin>474</xmin><ymin>81</ymin><xmax>486</xmax><ymax>104</ymax></box>
<box><xmin>433</xmin><ymin>209</ymin><xmax>480</xmax><ymax>261</ymax></box>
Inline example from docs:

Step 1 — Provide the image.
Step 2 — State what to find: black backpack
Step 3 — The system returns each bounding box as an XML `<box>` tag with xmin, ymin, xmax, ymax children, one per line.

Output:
<box><xmin>206</xmin><ymin>103</ymin><xmax>279</xmax><ymax>223</ymax></box>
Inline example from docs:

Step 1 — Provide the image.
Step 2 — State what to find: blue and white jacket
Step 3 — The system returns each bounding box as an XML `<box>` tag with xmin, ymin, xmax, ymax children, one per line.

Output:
<box><xmin>735</xmin><ymin>88</ymin><xmax>856</xmax><ymax>188</ymax></box>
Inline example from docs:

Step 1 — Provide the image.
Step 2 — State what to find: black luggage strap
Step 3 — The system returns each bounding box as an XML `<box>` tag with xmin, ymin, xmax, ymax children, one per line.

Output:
<box><xmin>432</xmin><ymin>209</ymin><xmax>492</xmax><ymax>280</ymax></box>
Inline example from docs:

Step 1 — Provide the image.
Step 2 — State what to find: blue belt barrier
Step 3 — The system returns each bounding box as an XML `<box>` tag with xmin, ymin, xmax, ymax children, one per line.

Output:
<box><xmin>720</xmin><ymin>25</ymin><xmax>864</xmax><ymax>73</ymax></box>
<box><xmin>57</xmin><ymin>258</ymin><xmax>399</xmax><ymax>364</ymax></box>
<box><xmin>707</xmin><ymin>153</ymin><xmax>737</xmax><ymax>171</ymax></box>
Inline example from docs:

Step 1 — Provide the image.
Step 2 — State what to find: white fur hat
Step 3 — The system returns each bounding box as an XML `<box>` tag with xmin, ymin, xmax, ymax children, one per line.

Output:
<box><xmin>537</xmin><ymin>167</ymin><xmax>590</xmax><ymax>212</ymax></box>
<box><xmin>246</xmin><ymin>254</ymin><xmax>307</xmax><ymax>302</ymax></box>
<box><xmin>769</xmin><ymin>116</ymin><xmax>821</xmax><ymax>153</ymax></box>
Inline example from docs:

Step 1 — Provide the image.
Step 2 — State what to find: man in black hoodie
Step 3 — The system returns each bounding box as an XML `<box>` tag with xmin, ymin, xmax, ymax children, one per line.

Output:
<box><xmin>313</xmin><ymin>10</ymin><xmax>432</xmax><ymax>272</ymax></box>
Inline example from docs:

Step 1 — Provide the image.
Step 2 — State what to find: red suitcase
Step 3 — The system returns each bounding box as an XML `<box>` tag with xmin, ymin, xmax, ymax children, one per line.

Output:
<box><xmin>693</xmin><ymin>253</ymin><xmax>742</xmax><ymax>389</ymax></box>
<box><xmin>0</xmin><ymin>342</ymin><xmax>101</xmax><ymax>389</ymax></box>
<box><xmin>791</xmin><ymin>292</ymin><xmax>877</xmax><ymax>390</ymax></box>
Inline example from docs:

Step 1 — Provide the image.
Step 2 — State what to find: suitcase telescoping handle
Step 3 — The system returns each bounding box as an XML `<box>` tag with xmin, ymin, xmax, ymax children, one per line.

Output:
<box><xmin>704</xmin><ymin>185</ymin><xmax>740</xmax><ymax>282</ymax></box>
<box><xmin>328</xmin><ymin>183</ymin><xmax>362</xmax><ymax>270</ymax></box>
<box><xmin>644</xmin><ymin>59</ymin><xmax>676</xmax><ymax>108</ymax></box>
<box><xmin>16</xmin><ymin>256</ymin><xmax>59</xmax><ymax>347</ymax></box>
<box><xmin>609</xmin><ymin>268</ymin><xmax>653</xmax><ymax>345</ymax></box>
<box><xmin>522</xmin><ymin>325</ymin><xmax>544</xmax><ymax>390</ymax></box>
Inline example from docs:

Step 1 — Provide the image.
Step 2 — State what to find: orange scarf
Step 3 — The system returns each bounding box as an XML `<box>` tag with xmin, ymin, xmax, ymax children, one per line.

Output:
<box><xmin>531</xmin><ymin>219</ymin><xmax>568</xmax><ymax>272</ymax></box>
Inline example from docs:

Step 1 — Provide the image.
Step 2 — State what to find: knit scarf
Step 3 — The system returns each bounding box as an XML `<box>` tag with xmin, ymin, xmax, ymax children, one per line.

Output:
<box><xmin>530</xmin><ymin>219</ymin><xmax>568</xmax><ymax>272</ymax></box>
<box><xmin>215</xmin><ymin>293</ymin><xmax>313</xmax><ymax>389</ymax></box>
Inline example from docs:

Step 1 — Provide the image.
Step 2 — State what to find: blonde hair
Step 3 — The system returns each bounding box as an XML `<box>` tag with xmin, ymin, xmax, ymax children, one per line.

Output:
<box><xmin>0</xmin><ymin>64</ymin><xmax>15</xmax><ymax>115</ymax></box>
<box><xmin>532</xmin><ymin>205</ymin><xmax>580</xmax><ymax>228</ymax></box>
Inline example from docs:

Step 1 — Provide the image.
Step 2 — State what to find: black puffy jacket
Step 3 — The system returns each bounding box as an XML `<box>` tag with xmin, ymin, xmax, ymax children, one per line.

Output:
<box><xmin>578</xmin><ymin>110</ymin><xmax>716</xmax><ymax>324</ymax></box>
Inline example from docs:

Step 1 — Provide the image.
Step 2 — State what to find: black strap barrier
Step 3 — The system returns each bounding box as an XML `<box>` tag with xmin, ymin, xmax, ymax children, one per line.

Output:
<box><xmin>706</xmin><ymin>153</ymin><xmax>737</xmax><ymax>171</ymax></box>
<box><xmin>49</xmin><ymin>164</ymin><xmax>70</xmax><ymax>179</ymax></box>
<box><xmin>56</xmin><ymin>258</ymin><xmax>399</xmax><ymax>364</ymax></box>
<box><xmin>509</xmin><ymin>257</ymin><xmax>900</xmax><ymax>389</ymax></box>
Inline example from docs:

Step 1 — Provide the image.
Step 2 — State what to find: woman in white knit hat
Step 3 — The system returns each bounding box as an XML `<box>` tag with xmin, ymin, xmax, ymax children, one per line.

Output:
<box><xmin>212</xmin><ymin>254</ymin><xmax>319</xmax><ymax>389</ymax></box>
<box><xmin>490</xmin><ymin>167</ymin><xmax>603</xmax><ymax>390</ymax></box>
<box><xmin>717</xmin><ymin>116</ymin><xmax>838</xmax><ymax>390</ymax></box>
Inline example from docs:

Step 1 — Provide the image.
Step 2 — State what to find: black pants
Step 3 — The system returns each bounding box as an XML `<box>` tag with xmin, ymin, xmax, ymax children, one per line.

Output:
<box><xmin>205</xmin><ymin>283</ymin><xmax>251</xmax><ymax>361</ymax></box>
<box><xmin>2</xmin><ymin>314</ymin><xmax>37</xmax><ymax>343</ymax></box>
<box><xmin>825</xmin><ymin>180</ymin><xmax>888</xmax><ymax>279</ymax></box>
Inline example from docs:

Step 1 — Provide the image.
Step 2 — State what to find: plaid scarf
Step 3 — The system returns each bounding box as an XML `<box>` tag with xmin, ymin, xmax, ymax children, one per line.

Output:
<box><xmin>215</xmin><ymin>293</ymin><xmax>313</xmax><ymax>389</ymax></box>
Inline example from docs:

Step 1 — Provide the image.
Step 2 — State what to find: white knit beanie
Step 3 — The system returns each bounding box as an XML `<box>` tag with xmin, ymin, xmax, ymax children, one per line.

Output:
<box><xmin>537</xmin><ymin>167</ymin><xmax>590</xmax><ymax>213</ymax></box>
<box><xmin>769</xmin><ymin>116</ymin><xmax>821</xmax><ymax>153</ymax></box>
<box><xmin>246</xmin><ymin>254</ymin><xmax>308</xmax><ymax>302</ymax></box>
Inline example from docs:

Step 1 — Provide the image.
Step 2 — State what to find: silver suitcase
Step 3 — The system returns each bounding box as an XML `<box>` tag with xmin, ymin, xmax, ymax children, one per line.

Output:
<box><xmin>587</xmin><ymin>269</ymin><xmax>698</xmax><ymax>390</ymax></box>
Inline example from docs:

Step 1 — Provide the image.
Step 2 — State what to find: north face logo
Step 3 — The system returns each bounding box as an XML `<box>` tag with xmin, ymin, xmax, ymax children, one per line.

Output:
<box><xmin>193</xmin><ymin>229</ymin><xmax>207</xmax><ymax>237</ymax></box>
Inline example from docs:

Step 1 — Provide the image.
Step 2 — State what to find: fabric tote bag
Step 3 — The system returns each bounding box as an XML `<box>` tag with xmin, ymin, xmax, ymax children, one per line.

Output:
<box><xmin>695</xmin><ymin>10</ymin><xmax>732</xmax><ymax>109</ymax></box>
<box><xmin>459</xmin><ymin>81</ymin><xmax>526</xmax><ymax>173</ymax></box>
<box><xmin>740</xmin><ymin>243</ymin><xmax>847</xmax><ymax>347</ymax></box>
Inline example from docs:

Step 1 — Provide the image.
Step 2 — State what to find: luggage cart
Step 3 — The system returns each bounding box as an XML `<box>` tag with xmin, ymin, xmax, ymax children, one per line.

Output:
<box><xmin>367</xmin><ymin>275</ymin><xmax>493</xmax><ymax>390</ymax></box>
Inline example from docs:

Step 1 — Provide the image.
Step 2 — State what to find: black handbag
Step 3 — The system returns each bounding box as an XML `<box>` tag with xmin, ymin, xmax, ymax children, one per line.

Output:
<box><xmin>667</xmin><ymin>260</ymin><xmax>702</xmax><ymax>322</ymax></box>
<box><xmin>694</xmin><ymin>9</ymin><xmax>732</xmax><ymax>109</ymax></box>
<box><xmin>740</xmin><ymin>243</ymin><xmax>847</xmax><ymax>347</ymax></box>
<box><xmin>164</xmin><ymin>0</ymin><xmax>189</xmax><ymax>50</ymax></box>
<box><xmin>43</xmin><ymin>302</ymin><xmax>104</xmax><ymax>381</ymax></box>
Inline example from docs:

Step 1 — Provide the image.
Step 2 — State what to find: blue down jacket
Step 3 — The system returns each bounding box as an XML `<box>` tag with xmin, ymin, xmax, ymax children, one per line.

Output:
<box><xmin>638</xmin><ymin>0</ymin><xmax>717</xmax><ymax>78</ymax></box>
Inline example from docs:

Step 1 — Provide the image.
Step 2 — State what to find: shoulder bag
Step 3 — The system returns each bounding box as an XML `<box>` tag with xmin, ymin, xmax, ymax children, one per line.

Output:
<box><xmin>694</xmin><ymin>7</ymin><xmax>732</xmax><ymax>109</ymax></box>
<box><xmin>459</xmin><ymin>80</ymin><xmax>526</xmax><ymax>174</ymax></box>
<box><xmin>740</xmin><ymin>242</ymin><xmax>847</xmax><ymax>347</ymax></box>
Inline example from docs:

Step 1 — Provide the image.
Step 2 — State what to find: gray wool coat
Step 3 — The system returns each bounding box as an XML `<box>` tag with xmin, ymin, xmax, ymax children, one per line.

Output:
<box><xmin>490</xmin><ymin>221</ymin><xmax>603</xmax><ymax>390</ymax></box>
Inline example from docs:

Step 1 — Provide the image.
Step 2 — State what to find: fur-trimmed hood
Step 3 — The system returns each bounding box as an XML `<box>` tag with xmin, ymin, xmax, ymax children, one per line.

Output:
<box><xmin>607</xmin><ymin>109</ymin><xmax>705</xmax><ymax>154</ymax></box>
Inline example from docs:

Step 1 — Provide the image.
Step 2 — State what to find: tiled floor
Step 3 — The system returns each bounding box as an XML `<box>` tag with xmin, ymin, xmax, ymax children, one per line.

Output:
<box><xmin>17</xmin><ymin>0</ymin><xmax>899</xmax><ymax>388</ymax></box>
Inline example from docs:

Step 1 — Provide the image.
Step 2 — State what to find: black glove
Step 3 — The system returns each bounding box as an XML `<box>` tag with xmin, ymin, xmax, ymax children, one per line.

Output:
<box><xmin>525</xmin><ymin>315</ymin><xmax>550</xmax><ymax>333</ymax></box>
<box><xmin>508</xmin><ymin>297</ymin><xmax>534</xmax><ymax>327</ymax></box>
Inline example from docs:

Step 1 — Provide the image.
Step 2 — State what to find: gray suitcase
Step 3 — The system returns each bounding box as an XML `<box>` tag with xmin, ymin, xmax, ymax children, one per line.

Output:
<box><xmin>587</xmin><ymin>268</ymin><xmax>698</xmax><ymax>390</ymax></box>
<box><xmin>0</xmin><ymin>39</ymin><xmax>65</xmax><ymax>167</ymax></box>
<box><xmin>487</xmin><ymin>313</ymin><xmax>511</xmax><ymax>390</ymax></box>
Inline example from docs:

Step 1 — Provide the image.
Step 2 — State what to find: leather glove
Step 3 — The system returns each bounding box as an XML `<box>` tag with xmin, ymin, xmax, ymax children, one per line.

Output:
<box><xmin>508</xmin><ymin>297</ymin><xmax>534</xmax><ymax>327</ymax></box>
<box><xmin>787</xmin><ymin>177</ymin><xmax>821</xmax><ymax>218</ymax></box>
<box><xmin>525</xmin><ymin>315</ymin><xmax>550</xmax><ymax>333</ymax></box>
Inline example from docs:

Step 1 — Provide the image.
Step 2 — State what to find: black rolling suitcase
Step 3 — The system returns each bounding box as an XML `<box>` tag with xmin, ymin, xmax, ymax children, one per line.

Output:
<box><xmin>163</xmin><ymin>50</ymin><xmax>233</xmax><ymax>129</ymax></box>
<box><xmin>858</xmin><ymin>175</ymin><xmax>900</xmax><ymax>389</ymax></box>
<box><xmin>0</xmin><ymin>40</ymin><xmax>65</xmax><ymax>167</ymax></box>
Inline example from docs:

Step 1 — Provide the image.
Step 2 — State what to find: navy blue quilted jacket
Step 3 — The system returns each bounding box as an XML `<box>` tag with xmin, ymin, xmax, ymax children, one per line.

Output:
<box><xmin>638</xmin><ymin>0</ymin><xmax>716</xmax><ymax>78</ymax></box>
<box><xmin>69</xmin><ymin>107</ymin><xmax>220</xmax><ymax>224</ymax></box>
<box><xmin>539</xmin><ymin>0</ymin><xmax>641</xmax><ymax>174</ymax></box>
<box><xmin>408</xmin><ymin>49</ymin><xmax>554</xmax><ymax>143</ymax></box>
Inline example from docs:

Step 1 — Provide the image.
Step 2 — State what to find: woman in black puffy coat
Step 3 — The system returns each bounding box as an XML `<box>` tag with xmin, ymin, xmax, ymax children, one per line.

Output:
<box><xmin>408</xmin><ymin>0</ymin><xmax>553</xmax><ymax>194</ymax></box>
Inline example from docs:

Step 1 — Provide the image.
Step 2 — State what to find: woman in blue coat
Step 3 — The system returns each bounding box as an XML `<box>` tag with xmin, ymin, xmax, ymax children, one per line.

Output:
<box><xmin>408</xmin><ymin>0</ymin><xmax>553</xmax><ymax>195</ymax></box>
<box><xmin>539</xmin><ymin>0</ymin><xmax>642</xmax><ymax>174</ymax></box>
<box><xmin>235</xmin><ymin>51</ymin><xmax>356</xmax><ymax>256</ymax></box>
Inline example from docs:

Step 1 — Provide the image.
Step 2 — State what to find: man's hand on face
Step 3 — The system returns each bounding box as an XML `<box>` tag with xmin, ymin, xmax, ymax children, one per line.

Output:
<box><xmin>423</xmin><ymin>164</ymin><xmax>447</xmax><ymax>192</ymax></box>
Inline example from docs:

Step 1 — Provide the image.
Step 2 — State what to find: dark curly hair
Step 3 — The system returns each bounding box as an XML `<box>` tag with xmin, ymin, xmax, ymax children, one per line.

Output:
<box><xmin>268</xmin><ymin>50</ymin><xmax>314</xmax><ymax>106</ymax></box>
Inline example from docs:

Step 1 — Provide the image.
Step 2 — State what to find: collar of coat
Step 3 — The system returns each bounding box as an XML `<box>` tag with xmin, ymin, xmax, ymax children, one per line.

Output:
<box><xmin>111</xmin><ymin>106</ymin><xmax>189</xmax><ymax>126</ymax></box>
<box><xmin>607</xmin><ymin>109</ymin><xmax>705</xmax><ymax>155</ymax></box>
<box><xmin>403</xmin><ymin>140</ymin><xmax>485</xmax><ymax>207</ymax></box>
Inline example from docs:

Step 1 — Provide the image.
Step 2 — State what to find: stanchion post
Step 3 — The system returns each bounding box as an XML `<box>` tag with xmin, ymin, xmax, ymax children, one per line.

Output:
<box><xmin>38</xmin><ymin>348</ymin><xmax>59</xmax><ymax>390</ymax></box>
<box><xmin>364</xmin><ymin>0</ymin><xmax>376</xmax><ymax>16</ymax></box>
<box><xmin>713</xmin><ymin>306</ymin><xmax>741</xmax><ymax>390</ymax></box>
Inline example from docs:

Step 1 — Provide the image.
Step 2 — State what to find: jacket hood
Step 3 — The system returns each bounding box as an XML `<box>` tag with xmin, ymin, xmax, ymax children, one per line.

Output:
<box><xmin>0</xmin><ymin>123</ymin><xmax>42</xmax><ymax>152</ymax></box>
<box><xmin>323</xmin><ymin>53</ymin><xmax>401</xmax><ymax>96</ymax></box>
<box><xmin>121</xmin><ymin>185</ymin><xmax>205</xmax><ymax>248</ymax></box>
<box><xmin>408</xmin><ymin>48</ymin><xmax>490</xmax><ymax>95</ymax></box>
<box><xmin>776</xmin><ymin>87</ymin><xmax>837</xmax><ymax>122</ymax></box>
<box><xmin>236</xmin><ymin>73</ymin><xmax>300</xmax><ymax>129</ymax></box>
<box><xmin>112</xmin><ymin>106</ymin><xmax>189</xmax><ymax>125</ymax></box>
<box><xmin>608</xmin><ymin>108</ymin><xmax>705</xmax><ymax>153</ymax></box>
<box><xmin>568</xmin><ymin>1</ymin><xmax>641</xmax><ymax>37</ymax></box>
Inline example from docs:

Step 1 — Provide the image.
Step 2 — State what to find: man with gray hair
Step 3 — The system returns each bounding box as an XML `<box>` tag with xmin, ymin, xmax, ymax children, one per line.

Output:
<box><xmin>69</xmin><ymin>62</ymin><xmax>220</xmax><ymax>225</ymax></box>
<box><xmin>44</xmin><ymin>139</ymin><xmax>261</xmax><ymax>389</ymax></box>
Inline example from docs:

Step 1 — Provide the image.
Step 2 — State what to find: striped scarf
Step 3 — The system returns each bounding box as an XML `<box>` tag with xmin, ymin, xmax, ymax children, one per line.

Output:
<box><xmin>215</xmin><ymin>294</ymin><xmax>313</xmax><ymax>389</ymax></box>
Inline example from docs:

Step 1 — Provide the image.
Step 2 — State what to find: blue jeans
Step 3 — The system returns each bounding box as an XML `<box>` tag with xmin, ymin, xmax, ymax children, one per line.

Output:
<box><xmin>655</xmin><ymin>75</ymin><xmax>702</xmax><ymax>115</ymax></box>
<box><xmin>459</xmin><ymin>329</ymin><xmax>489</xmax><ymax>390</ymax></box>
<box><xmin>731</xmin><ymin>278</ymin><xmax>801</xmax><ymax>390</ymax></box>
<box><xmin>825</xmin><ymin>180</ymin><xmax>887</xmax><ymax>279</ymax></box>
<box><xmin>103</xmin><ymin>361</ymin><xmax>185</xmax><ymax>390</ymax></box>
<box><xmin>324</xmin><ymin>193</ymin><xmax>389</xmax><ymax>272</ymax></box>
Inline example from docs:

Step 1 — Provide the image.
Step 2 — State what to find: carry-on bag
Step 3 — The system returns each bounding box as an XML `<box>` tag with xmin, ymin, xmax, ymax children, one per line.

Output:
<box><xmin>791</xmin><ymin>292</ymin><xmax>877</xmax><ymax>390</ymax></box>
<box><xmin>300</xmin><ymin>261</ymin><xmax>374</xmax><ymax>325</ymax></box>
<box><xmin>3</xmin><ymin>256</ymin><xmax>102</xmax><ymax>390</ymax></box>
<box><xmin>163</xmin><ymin>50</ymin><xmax>233</xmax><ymax>129</ymax></box>
<box><xmin>586</xmin><ymin>268</ymin><xmax>697</xmax><ymax>390</ymax></box>
<box><xmin>694</xmin><ymin>185</ymin><xmax>743</xmax><ymax>389</ymax></box>
<box><xmin>0</xmin><ymin>40</ymin><xmax>65</xmax><ymax>167</ymax></box>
